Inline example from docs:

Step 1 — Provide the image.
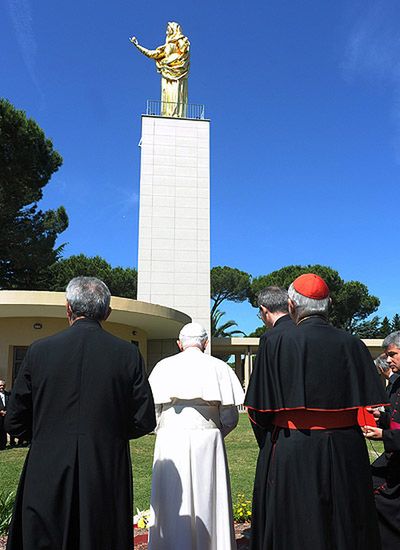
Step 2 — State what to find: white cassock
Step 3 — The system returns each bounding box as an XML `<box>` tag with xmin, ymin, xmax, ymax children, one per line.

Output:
<box><xmin>147</xmin><ymin>347</ymin><xmax>244</xmax><ymax>550</ymax></box>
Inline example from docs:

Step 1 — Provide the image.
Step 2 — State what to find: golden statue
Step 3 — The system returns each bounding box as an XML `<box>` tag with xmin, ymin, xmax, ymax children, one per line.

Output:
<box><xmin>130</xmin><ymin>22</ymin><xmax>190</xmax><ymax>118</ymax></box>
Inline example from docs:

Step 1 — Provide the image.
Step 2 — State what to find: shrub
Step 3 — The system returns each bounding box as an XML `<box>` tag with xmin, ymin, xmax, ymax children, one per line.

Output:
<box><xmin>232</xmin><ymin>493</ymin><xmax>252</xmax><ymax>523</ymax></box>
<box><xmin>0</xmin><ymin>490</ymin><xmax>15</xmax><ymax>535</ymax></box>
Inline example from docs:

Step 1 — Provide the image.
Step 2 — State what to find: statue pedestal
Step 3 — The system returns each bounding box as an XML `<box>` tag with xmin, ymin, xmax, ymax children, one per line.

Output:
<box><xmin>137</xmin><ymin>115</ymin><xmax>211</xmax><ymax>347</ymax></box>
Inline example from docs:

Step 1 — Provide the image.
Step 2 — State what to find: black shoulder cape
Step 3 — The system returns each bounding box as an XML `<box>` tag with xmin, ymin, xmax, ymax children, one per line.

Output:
<box><xmin>245</xmin><ymin>315</ymin><xmax>387</xmax><ymax>411</ymax></box>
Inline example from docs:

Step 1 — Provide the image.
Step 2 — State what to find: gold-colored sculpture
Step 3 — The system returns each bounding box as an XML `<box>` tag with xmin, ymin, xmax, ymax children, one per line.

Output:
<box><xmin>130</xmin><ymin>22</ymin><xmax>190</xmax><ymax>118</ymax></box>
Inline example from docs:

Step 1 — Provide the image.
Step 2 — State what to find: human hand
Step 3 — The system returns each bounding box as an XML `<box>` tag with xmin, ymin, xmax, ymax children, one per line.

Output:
<box><xmin>363</xmin><ymin>425</ymin><xmax>383</xmax><ymax>440</ymax></box>
<box><xmin>0</xmin><ymin>410</ymin><xmax>6</xmax><ymax>416</ymax></box>
<box><xmin>130</xmin><ymin>36</ymin><xmax>138</xmax><ymax>45</ymax></box>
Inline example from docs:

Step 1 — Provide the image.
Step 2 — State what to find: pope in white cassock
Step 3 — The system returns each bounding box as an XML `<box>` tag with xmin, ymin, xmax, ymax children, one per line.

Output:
<box><xmin>148</xmin><ymin>322</ymin><xmax>244</xmax><ymax>550</ymax></box>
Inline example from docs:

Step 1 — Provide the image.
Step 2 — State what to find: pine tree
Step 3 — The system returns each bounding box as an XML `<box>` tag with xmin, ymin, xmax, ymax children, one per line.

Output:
<box><xmin>392</xmin><ymin>314</ymin><xmax>400</xmax><ymax>332</ymax></box>
<box><xmin>379</xmin><ymin>316</ymin><xmax>392</xmax><ymax>338</ymax></box>
<box><xmin>0</xmin><ymin>99</ymin><xmax>68</xmax><ymax>288</ymax></box>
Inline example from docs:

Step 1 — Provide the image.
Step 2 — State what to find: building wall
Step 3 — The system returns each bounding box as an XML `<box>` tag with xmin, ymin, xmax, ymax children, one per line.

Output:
<box><xmin>147</xmin><ymin>339</ymin><xmax>179</xmax><ymax>372</ymax></box>
<box><xmin>0</xmin><ymin>318</ymin><xmax>148</xmax><ymax>386</ymax></box>
<box><xmin>137</xmin><ymin>115</ymin><xmax>211</xmax><ymax>339</ymax></box>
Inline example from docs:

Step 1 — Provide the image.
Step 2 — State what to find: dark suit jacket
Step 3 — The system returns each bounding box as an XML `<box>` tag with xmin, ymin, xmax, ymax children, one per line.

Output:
<box><xmin>0</xmin><ymin>390</ymin><xmax>9</xmax><ymax>413</ymax></box>
<box><xmin>5</xmin><ymin>317</ymin><xmax>156</xmax><ymax>550</ymax></box>
<box><xmin>0</xmin><ymin>390</ymin><xmax>9</xmax><ymax>446</ymax></box>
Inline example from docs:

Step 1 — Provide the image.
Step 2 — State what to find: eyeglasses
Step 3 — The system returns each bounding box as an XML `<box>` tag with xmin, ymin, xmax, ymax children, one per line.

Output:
<box><xmin>257</xmin><ymin>308</ymin><xmax>264</xmax><ymax>321</ymax></box>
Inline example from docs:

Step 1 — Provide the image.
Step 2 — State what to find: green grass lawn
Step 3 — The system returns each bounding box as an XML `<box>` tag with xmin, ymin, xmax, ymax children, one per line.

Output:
<box><xmin>0</xmin><ymin>416</ymin><xmax>385</xmax><ymax>511</ymax></box>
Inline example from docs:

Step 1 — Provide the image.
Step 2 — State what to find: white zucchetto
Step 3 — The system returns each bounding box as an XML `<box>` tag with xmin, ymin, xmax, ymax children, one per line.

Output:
<box><xmin>179</xmin><ymin>322</ymin><xmax>208</xmax><ymax>340</ymax></box>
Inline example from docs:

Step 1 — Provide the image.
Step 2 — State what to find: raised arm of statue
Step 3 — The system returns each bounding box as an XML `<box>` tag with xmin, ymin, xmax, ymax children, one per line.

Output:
<box><xmin>130</xmin><ymin>37</ymin><xmax>165</xmax><ymax>60</ymax></box>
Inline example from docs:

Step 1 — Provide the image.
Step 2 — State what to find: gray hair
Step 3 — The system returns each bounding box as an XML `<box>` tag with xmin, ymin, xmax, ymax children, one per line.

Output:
<box><xmin>383</xmin><ymin>331</ymin><xmax>400</xmax><ymax>349</ymax></box>
<box><xmin>66</xmin><ymin>276</ymin><xmax>111</xmax><ymax>321</ymax></box>
<box><xmin>179</xmin><ymin>322</ymin><xmax>208</xmax><ymax>350</ymax></box>
<box><xmin>288</xmin><ymin>283</ymin><xmax>330</xmax><ymax>321</ymax></box>
<box><xmin>375</xmin><ymin>354</ymin><xmax>390</xmax><ymax>373</ymax></box>
<box><xmin>179</xmin><ymin>334</ymin><xmax>208</xmax><ymax>351</ymax></box>
<box><xmin>257</xmin><ymin>286</ymin><xmax>288</xmax><ymax>313</ymax></box>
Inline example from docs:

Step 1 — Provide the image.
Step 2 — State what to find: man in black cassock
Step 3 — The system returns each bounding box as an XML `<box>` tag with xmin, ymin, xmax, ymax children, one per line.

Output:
<box><xmin>5</xmin><ymin>276</ymin><xmax>156</xmax><ymax>550</ymax></box>
<box><xmin>245</xmin><ymin>273</ymin><xmax>387</xmax><ymax>550</ymax></box>
<box><xmin>245</xmin><ymin>286</ymin><xmax>295</xmax><ymax>447</ymax></box>
<box><xmin>244</xmin><ymin>287</ymin><xmax>296</xmax><ymax>543</ymax></box>
<box><xmin>365</xmin><ymin>331</ymin><xmax>400</xmax><ymax>549</ymax></box>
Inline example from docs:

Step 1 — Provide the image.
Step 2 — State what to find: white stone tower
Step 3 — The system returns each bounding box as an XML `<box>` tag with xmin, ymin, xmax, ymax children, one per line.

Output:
<box><xmin>137</xmin><ymin>105</ymin><xmax>211</xmax><ymax>346</ymax></box>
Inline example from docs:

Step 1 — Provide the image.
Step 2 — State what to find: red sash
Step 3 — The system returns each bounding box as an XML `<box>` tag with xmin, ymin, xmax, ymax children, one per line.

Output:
<box><xmin>273</xmin><ymin>409</ymin><xmax>358</xmax><ymax>430</ymax></box>
<box><xmin>357</xmin><ymin>407</ymin><xmax>377</xmax><ymax>427</ymax></box>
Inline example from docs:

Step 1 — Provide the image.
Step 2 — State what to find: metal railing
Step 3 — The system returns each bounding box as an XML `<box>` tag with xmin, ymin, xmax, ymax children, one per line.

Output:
<box><xmin>146</xmin><ymin>100</ymin><xmax>205</xmax><ymax>120</ymax></box>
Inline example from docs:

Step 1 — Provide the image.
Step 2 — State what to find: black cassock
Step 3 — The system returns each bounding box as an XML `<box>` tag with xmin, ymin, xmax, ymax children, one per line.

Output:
<box><xmin>371</xmin><ymin>375</ymin><xmax>400</xmax><ymax>549</ymax></box>
<box><xmin>245</xmin><ymin>315</ymin><xmax>387</xmax><ymax>550</ymax></box>
<box><xmin>5</xmin><ymin>318</ymin><xmax>156</xmax><ymax>550</ymax></box>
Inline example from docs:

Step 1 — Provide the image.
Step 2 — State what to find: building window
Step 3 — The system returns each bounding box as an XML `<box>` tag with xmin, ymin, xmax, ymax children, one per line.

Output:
<box><xmin>12</xmin><ymin>346</ymin><xmax>28</xmax><ymax>384</ymax></box>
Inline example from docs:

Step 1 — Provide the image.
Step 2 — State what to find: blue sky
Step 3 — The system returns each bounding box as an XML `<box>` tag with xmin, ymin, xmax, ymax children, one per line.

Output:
<box><xmin>2</xmin><ymin>0</ymin><xmax>400</xmax><ymax>334</ymax></box>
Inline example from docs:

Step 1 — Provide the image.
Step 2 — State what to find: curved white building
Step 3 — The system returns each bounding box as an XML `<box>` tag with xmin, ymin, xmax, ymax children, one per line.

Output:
<box><xmin>0</xmin><ymin>290</ymin><xmax>190</xmax><ymax>384</ymax></box>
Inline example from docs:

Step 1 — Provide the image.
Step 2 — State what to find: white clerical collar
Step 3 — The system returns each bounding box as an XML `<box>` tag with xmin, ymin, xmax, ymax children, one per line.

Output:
<box><xmin>183</xmin><ymin>346</ymin><xmax>203</xmax><ymax>352</ymax></box>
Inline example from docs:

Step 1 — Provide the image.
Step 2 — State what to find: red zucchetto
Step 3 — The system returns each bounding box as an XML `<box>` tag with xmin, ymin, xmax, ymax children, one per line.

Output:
<box><xmin>293</xmin><ymin>273</ymin><xmax>329</xmax><ymax>299</ymax></box>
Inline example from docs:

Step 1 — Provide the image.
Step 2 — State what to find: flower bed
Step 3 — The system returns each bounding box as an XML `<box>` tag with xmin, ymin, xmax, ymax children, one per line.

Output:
<box><xmin>0</xmin><ymin>524</ymin><xmax>251</xmax><ymax>550</ymax></box>
<box><xmin>133</xmin><ymin>523</ymin><xmax>251</xmax><ymax>549</ymax></box>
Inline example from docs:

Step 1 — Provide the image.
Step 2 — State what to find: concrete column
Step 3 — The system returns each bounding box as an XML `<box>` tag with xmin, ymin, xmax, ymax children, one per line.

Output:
<box><xmin>244</xmin><ymin>347</ymin><xmax>253</xmax><ymax>391</ymax></box>
<box><xmin>235</xmin><ymin>352</ymin><xmax>243</xmax><ymax>385</ymax></box>
<box><xmin>137</xmin><ymin>115</ymin><xmax>211</xmax><ymax>340</ymax></box>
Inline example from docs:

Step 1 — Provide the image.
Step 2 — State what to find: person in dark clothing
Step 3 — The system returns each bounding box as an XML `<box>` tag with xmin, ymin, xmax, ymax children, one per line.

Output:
<box><xmin>5</xmin><ymin>276</ymin><xmax>156</xmax><ymax>550</ymax></box>
<box><xmin>375</xmin><ymin>353</ymin><xmax>399</xmax><ymax>397</ymax></box>
<box><xmin>365</xmin><ymin>331</ymin><xmax>400</xmax><ymax>549</ymax></box>
<box><xmin>244</xmin><ymin>287</ymin><xmax>296</xmax><ymax>544</ymax></box>
<box><xmin>246</xmin><ymin>273</ymin><xmax>387</xmax><ymax>550</ymax></box>
<box><xmin>245</xmin><ymin>286</ymin><xmax>295</xmax><ymax>446</ymax></box>
<box><xmin>0</xmin><ymin>379</ymin><xmax>9</xmax><ymax>449</ymax></box>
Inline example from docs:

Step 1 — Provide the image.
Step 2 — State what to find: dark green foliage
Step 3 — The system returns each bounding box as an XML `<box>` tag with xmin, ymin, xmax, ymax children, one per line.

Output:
<box><xmin>211</xmin><ymin>266</ymin><xmax>251</xmax><ymax>317</ymax></box>
<box><xmin>0</xmin><ymin>99</ymin><xmax>68</xmax><ymax>289</ymax></box>
<box><xmin>353</xmin><ymin>314</ymin><xmax>400</xmax><ymax>339</ymax></box>
<box><xmin>0</xmin><ymin>99</ymin><xmax>62</xmax><ymax>210</ymax></box>
<box><xmin>248</xmin><ymin>325</ymin><xmax>267</xmax><ymax>338</ymax></box>
<box><xmin>333</xmin><ymin>281</ymin><xmax>380</xmax><ymax>332</ymax></box>
<box><xmin>0</xmin><ymin>205</ymin><xmax>68</xmax><ymax>289</ymax></box>
<box><xmin>392</xmin><ymin>314</ymin><xmax>400</xmax><ymax>332</ymax></box>
<box><xmin>379</xmin><ymin>316</ymin><xmax>392</xmax><ymax>339</ymax></box>
<box><xmin>353</xmin><ymin>316</ymin><xmax>382</xmax><ymax>339</ymax></box>
<box><xmin>47</xmin><ymin>254</ymin><xmax>137</xmax><ymax>299</ymax></box>
<box><xmin>249</xmin><ymin>264</ymin><xmax>379</xmax><ymax>333</ymax></box>
<box><xmin>248</xmin><ymin>265</ymin><xmax>343</xmax><ymax>306</ymax></box>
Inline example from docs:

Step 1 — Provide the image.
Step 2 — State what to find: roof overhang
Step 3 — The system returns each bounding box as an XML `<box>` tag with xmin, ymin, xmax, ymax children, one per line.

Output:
<box><xmin>0</xmin><ymin>291</ymin><xmax>191</xmax><ymax>339</ymax></box>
